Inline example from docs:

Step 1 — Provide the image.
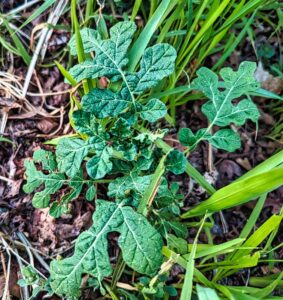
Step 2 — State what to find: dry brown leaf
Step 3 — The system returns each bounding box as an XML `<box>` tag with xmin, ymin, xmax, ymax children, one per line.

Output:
<box><xmin>57</xmin><ymin>212</ymin><xmax>92</xmax><ymax>240</ymax></box>
<box><xmin>30</xmin><ymin>208</ymin><xmax>57</xmax><ymax>252</ymax></box>
<box><xmin>255</xmin><ymin>62</ymin><xmax>283</xmax><ymax>94</ymax></box>
<box><xmin>36</xmin><ymin>119</ymin><xmax>57</xmax><ymax>134</ymax></box>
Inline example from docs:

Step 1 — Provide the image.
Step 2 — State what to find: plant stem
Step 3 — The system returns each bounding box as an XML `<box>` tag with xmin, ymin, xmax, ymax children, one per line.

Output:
<box><xmin>138</xmin><ymin>155</ymin><xmax>167</xmax><ymax>216</ymax></box>
<box><xmin>71</xmin><ymin>0</ymin><xmax>91</xmax><ymax>94</ymax></box>
<box><xmin>136</xmin><ymin>125</ymin><xmax>217</xmax><ymax>194</ymax></box>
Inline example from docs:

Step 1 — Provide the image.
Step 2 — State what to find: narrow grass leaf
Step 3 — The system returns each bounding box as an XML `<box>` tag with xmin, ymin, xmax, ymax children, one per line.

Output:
<box><xmin>138</xmin><ymin>155</ymin><xmax>166</xmax><ymax>215</ymax></box>
<box><xmin>252</xmin><ymin>271</ymin><xmax>283</xmax><ymax>299</ymax></box>
<box><xmin>128</xmin><ymin>0</ymin><xmax>171</xmax><ymax>71</ymax></box>
<box><xmin>186</xmin><ymin>238</ymin><xmax>245</xmax><ymax>259</ymax></box>
<box><xmin>196</xmin><ymin>284</ymin><xmax>220</xmax><ymax>300</ymax></box>
<box><xmin>180</xmin><ymin>215</ymin><xmax>206</xmax><ymax>300</ymax></box>
<box><xmin>18</xmin><ymin>0</ymin><xmax>57</xmax><ymax>30</ymax></box>
<box><xmin>239</xmin><ymin>194</ymin><xmax>267</xmax><ymax>239</ymax></box>
<box><xmin>239</xmin><ymin>150</ymin><xmax>283</xmax><ymax>180</ymax></box>
<box><xmin>3</xmin><ymin>20</ymin><xmax>31</xmax><ymax>65</ymax></box>
<box><xmin>181</xmin><ymin>167</ymin><xmax>283</xmax><ymax>218</ymax></box>
<box><xmin>251</xmin><ymin>88</ymin><xmax>283</xmax><ymax>101</ymax></box>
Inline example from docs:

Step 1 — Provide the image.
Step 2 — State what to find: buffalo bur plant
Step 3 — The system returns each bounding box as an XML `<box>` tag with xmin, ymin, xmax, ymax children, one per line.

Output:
<box><xmin>23</xmin><ymin>21</ymin><xmax>266</xmax><ymax>299</ymax></box>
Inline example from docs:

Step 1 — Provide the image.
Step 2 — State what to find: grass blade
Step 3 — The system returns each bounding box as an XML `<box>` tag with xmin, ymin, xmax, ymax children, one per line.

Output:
<box><xmin>212</xmin><ymin>11</ymin><xmax>256</xmax><ymax>70</ymax></box>
<box><xmin>239</xmin><ymin>150</ymin><xmax>283</xmax><ymax>180</ymax></box>
<box><xmin>185</xmin><ymin>238</ymin><xmax>245</xmax><ymax>260</ymax></box>
<box><xmin>180</xmin><ymin>215</ymin><xmax>206</xmax><ymax>300</ymax></box>
<box><xmin>131</xmin><ymin>0</ymin><xmax>142</xmax><ymax>21</ymax></box>
<box><xmin>197</xmin><ymin>284</ymin><xmax>220</xmax><ymax>300</ymax></box>
<box><xmin>18</xmin><ymin>0</ymin><xmax>57</xmax><ymax>31</ymax></box>
<box><xmin>55</xmin><ymin>60</ymin><xmax>77</xmax><ymax>86</ymax></box>
<box><xmin>214</xmin><ymin>214</ymin><xmax>283</xmax><ymax>281</ymax></box>
<box><xmin>2</xmin><ymin>20</ymin><xmax>31</xmax><ymax>65</ymax></box>
<box><xmin>138</xmin><ymin>155</ymin><xmax>166</xmax><ymax>216</ymax></box>
<box><xmin>251</xmin><ymin>88</ymin><xmax>283</xmax><ymax>101</ymax></box>
<box><xmin>71</xmin><ymin>0</ymin><xmax>90</xmax><ymax>93</ymax></box>
<box><xmin>252</xmin><ymin>271</ymin><xmax>283</xmax><ymax>299</ymax></box>
<box><xmin>128</xmin><ymin>0</ymin><xmax>171</xmax><ymax>71</ymax></box>
<box><xmin>181</xmin><ymin>167</ymin><xmax>283</xmax><ymax>218</ymax></box>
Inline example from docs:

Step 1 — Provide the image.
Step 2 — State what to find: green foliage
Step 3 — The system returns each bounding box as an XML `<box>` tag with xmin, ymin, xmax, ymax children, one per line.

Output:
<box><xmin>69</xmin><ymin>21</ymin><xmax>176</xmax><ymax>123</ymax></box>
<box><xmin>178</xmin><ymin>61</ymin><xmax>260</xmax><ymax>152</ymax></box>
<box><xmin>18</xmin><ymin>266</ymin><xmax>51</xmax><ymax>299</ymax></box>
<box><xmin>165</xmin><ymin>150</ymin><xmax>187</xmax><ymax>174</ymax></box>
<box><xmin>50</xmin><ymin>200</ymin><xmax>163</xmax><ymax>298</ymax></box>
<box><xmin>23</xmin><ymin>149</ymin><xmax>95</xmax><ymax>216</ymax></box>
<box><xmin>23</xmin><ymin>21</ymin><xmax>180</xmax><ymax>299</ymax></box>
<box><xmin>22</xmin><ymin>16</ymin><xmax>282</xmax><ymax>300</ymax></box>
<box><xmin>196</xmin><ymin>285</ymin><xmax>220</xmax><ymax>300</ymax></box>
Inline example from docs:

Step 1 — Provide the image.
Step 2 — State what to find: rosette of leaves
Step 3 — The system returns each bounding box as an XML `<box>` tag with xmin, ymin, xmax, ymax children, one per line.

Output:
<box><xmin>23</xmin><ymin>21</ymin><xmax>185</xmax><ymax>299</ymax></box>
<box><xmin>54</xmin><ymin>20</ymin><xmax>177</xmax><ymax>182</ymax></box>
<box><xmin>178</xmin><ymin>61</ymin><xmax>260</xmax><ymax>152</ymax></box>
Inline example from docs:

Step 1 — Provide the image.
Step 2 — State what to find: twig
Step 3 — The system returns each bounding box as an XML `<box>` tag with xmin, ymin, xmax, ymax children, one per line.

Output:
<box><xmin>13</xmin><ymin>248</ymin><xmax>29</xmax><ymax>300</ymax></box>
<box><xmin>27</xmin><ymin>90</ymin><xmax>70</xmax><ymax>97</ymax></box>
<box><xmin>0</xmin><ymin>176</ymin><xmax>14</xmax><ymax>184</ymax></box>
<box><xmin>1</xmin><ymin>248</ymin><xmax>11</xmax><ymax>300</ymax></box>
<box><xmin>207</xmin><ymin>127</ymin><xmax>228</xmax><ymax>234</ymax></box>
<box><xmin>7</xmin><ymin>0</ymin><xmax>41</xmax><ymax>16</ymax></box>
<box><xmin>22</xmin><ymin>0</ymin><xmax>68</xmax><ymax>97</ymax></box>
<box><xmin>37</xmin><ymin>106</ymin><xmax>65</xmax><ymax>137</ymax></box>
<box><xmin>0</xmin><ymin>238</ymin><xmax>47</xmax><ymax>280</ymax></box>
<box><xmin>17</xmin><ymin>232</ymin><xmax>50</xmax><ymax>272</ymax></box>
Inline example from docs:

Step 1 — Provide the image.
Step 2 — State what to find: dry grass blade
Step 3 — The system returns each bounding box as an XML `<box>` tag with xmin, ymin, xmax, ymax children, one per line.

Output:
<box><xmin>22</xmin><ymin>0</ymin><xmax>68</xmax><ymax>97</ymax></box>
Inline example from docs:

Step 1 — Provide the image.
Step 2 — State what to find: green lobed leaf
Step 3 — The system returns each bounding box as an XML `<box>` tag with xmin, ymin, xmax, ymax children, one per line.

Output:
<box><xmin>56</xmin><ymin>138</ymin><xmax>89</xmax><ymax>178</ymax></box>
<box><xmin>179</xmin><ymin>128</ymin><xmax>241</xmax><ymax>152</ymax></box>
<box><xmin>23</xmin><ymin>160</ymin><xmax>46</xmax><ymax>194</ymax></box>
<box><xmin>181</xmin><ymin>61</ymin><xmax>261</xmax><ymax>151</ymax></box>
<box><xmin>23</xmin><ymin>160</ymin><xmax>65</xmax><ymax>208</ymax></box>
<box><xmin>139</xmin><ymin>98</ymin><xmax>167</xmax><ymax>122</ymax></box>
<box><xmin>115</xmin><ymin>142</ymin><xmax>137</xmax><ymax>161</ymax></box>
<box><xmin>56</xmin><ymin>136</ymin><xmax>108</xmax><ymax>178</ymax></box>
<box><xmin>110</xmin><ymin>118</ymin><xmax>132</xmax><ymax>138</ymax></box>
<box><xmin>69</xmin><ymin>21</ymin><xmax>175</xmax><ymax>125</ymax></box>
<box><xmin>32</xmin><ymin>173</ymin><xmax>65</xmax><ymax>208</ymax></box>
<box><xmin>133</xmin><ymin>44</ymin><xmax>177</xmax><ymax>94</ymax></box>
<box><xmin>50</xmin><ymin>200</ymin><xmax>163</xmax><ymax>298</ymax></box>
<box><xmin>49</xmin><ymin>201</ymin><xmax>69</xmax><ymax>218</ymax></box>
<box><xmin>163</xmin><ymin>221</ymin><xmax>188</xmax><ymax>239</ymax></box>
<box><xmin>33</xmin><ymin>149</ymin><xmax>57</xmax><ymax>171</ymax></box>
<box><xmin>178</xmin><ymin>128</ymin><xmax>207</xmax><ymax>148</ymax></box>
<box><xmin>24</xmin><ymin>150</ymin><xmax>98</xmax><ymax>213</ymax></box>
<box><xmin>165</xmin><ymin>150</ymin><xmax>187</xmax><ymax>175</ymax></box>
<box><xmin>193</xmin><ymin>61</ymin><xmax>260</xmax><ymax>127</ymax></box>
<box><xmin>72</xmin><ymin>110</ymin><xmax>98</xmax><ymax>136</ymax></box>
<box><xmin>108</xmin><ymin>173</ymin><xmax>152</xmax><ymax>205</ymax></box>
<box><xmin>86</xmin><ymin>184</ymin><xmax>96</xmax><ymax>201</ymax></box>
<box><xmin>82</xmin><ymin>88</ymin><xmax>130</xmax><ymax>119</ymax></box>
<box><xmin>69</xmin><ymin>21</ymin><xmax>136</xmax><ymax>82</ymax></box>
<box><xmin>167</xmin><ymin>234</ymin><xmax>187</xmax><ymax>255</ymax></box>
<box><xmin>207</xmin><ymin>129</ymin><xmax>241</xmax><ymax>152</ymax></box>
<box><xmin>86</xmin><ymin>147</ymin><xmax>113</xmax><ymax>179</ymax></box>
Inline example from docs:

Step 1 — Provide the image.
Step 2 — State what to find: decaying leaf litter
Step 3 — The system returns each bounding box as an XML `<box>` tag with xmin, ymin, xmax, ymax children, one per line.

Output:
<box><xmin>0</xmin><ymin>1</ymin><xmax>283</xmax><ymax>299</ymax></box>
